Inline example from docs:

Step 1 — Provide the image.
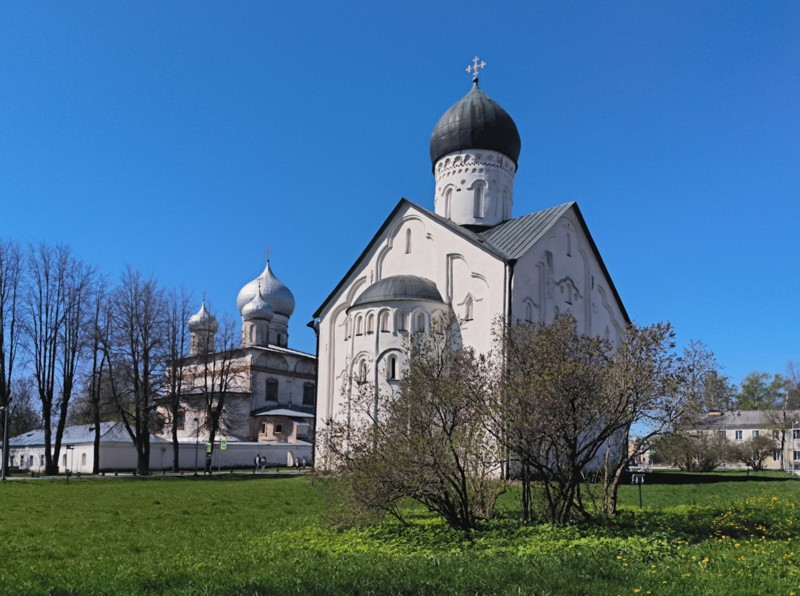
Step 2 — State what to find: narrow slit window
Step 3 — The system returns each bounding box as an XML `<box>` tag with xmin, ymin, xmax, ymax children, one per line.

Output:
<box><xmin>473</xmin><ymin>182</ymin><xmax>485</xmax><ymax>218</ymax></box>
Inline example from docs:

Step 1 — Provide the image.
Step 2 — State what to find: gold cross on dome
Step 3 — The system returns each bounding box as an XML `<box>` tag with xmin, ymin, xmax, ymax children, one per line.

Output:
<box><xmin>466</xmin><ymin>56</ymin><xmax>486</xmax><ymax>79</ymax></box>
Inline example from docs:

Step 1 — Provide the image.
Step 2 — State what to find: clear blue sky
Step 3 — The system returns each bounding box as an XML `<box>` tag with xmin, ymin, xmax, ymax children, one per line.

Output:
<box><xmin>1</xmin><ymin>2</ymin><xmax>798</xmax><ymax>388</ymax></box>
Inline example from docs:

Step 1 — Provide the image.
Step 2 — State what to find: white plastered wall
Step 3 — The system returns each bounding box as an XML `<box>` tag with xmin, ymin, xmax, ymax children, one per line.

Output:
<box><xmin>511</xmin><ymin>208</ymin><xmax>626</xmax><ymax>344</ymax></box>
<box><xmin>316</xmin><ymin>202</ymin><xmax>507</xmax><ymax>437</ymax></box>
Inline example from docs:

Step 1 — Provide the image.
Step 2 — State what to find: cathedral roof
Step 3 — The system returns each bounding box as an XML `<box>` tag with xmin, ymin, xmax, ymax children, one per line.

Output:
<box><xmin>237</xmin><ymin>259</ymin><xmax>295</xmax><ymax>318</ymax></box>
<box><xmin>477</xmin><ymin>203</ymin><xmax>572</xmax><ymax>259</ymax></box>
<box><xmin>429</xmin><ymin>80</ymin><xmax>521</xmax><ymax>169</ymax></box>
<box><xmin>313</xmin><ymin>199</ymin><xmax>629</xmax><ymax>324</ymax></box>
<box><xmin>351</xmin><ymin>275</ymin><xmax>444</xmax><ymax>309</ymax></box>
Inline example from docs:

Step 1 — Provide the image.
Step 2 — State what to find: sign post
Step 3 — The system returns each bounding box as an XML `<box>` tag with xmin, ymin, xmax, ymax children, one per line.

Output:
<box><xmin>632</xmin><ymin>473</ymin><xmax>645</xmax><ymax>509</ymax></box>
<box><xmin>218</xmin><ymin>438</ymin><xmax>227</xmax><ymax>473</ymax></box>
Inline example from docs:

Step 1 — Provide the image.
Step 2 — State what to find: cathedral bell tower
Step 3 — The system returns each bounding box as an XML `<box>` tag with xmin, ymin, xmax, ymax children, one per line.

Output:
<box><xmin>188</xmin><ymin>301</ymin><xmax>218</xmax><ymax>356</ymax></box>
<box><xmin>429</xmin><ymin>57</ymin><xmax>521</xmax><ymax>230</ymax></box>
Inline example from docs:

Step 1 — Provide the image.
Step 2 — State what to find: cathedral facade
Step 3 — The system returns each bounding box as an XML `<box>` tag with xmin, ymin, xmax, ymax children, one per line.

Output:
<box><xmin>313</xmin><ymin>68</ymin><xmax>629</xmax><ymax>436</ymax></box>
<box><xmin>156</xmin><ymin>259</ymin><xmax>315</xmax><ymax>465</ymax></box>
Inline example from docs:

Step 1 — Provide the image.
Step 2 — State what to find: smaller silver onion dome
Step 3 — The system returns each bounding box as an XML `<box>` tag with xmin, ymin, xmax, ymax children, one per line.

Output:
<box><xmin>236</xmin><ymin>259</ymin><xmax>296</xmax><ymax>318</ymax></box>
<box><xmin>188</xmin><ymin>302</ymin><xmax>218</xmax><ymax>333</ymax></box>
<box><xmin>242</xmin><ymin>285</ymin><xmax>274</xmax><ymax>322</ymax></box>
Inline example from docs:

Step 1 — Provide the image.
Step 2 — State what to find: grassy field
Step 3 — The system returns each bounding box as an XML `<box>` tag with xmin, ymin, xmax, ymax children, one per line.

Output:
<box><xmin>0</xmin><ymin>472</ymin><xmax>798</xmax><ymax>594</ymax></box>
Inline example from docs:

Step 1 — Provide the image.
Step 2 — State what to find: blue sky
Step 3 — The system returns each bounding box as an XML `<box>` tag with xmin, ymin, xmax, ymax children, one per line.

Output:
<box><xmin>1</xmin><ymin>2</ymin><xmax>798</xmax><ymax>387</ymax></box>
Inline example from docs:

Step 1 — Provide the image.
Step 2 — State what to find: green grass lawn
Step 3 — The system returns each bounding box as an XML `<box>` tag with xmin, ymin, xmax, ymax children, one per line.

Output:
<box><xmin>1</xmin><ymin>472</ymin><xmax>798</xmax><ymax>594</ymax></box>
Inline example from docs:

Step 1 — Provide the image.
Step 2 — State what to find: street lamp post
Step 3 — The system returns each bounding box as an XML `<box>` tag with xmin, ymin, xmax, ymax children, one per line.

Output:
<box><xmin>194</xmin><ymin>417</ymin><xmax>200</xmax><ymax>476</ymax></box>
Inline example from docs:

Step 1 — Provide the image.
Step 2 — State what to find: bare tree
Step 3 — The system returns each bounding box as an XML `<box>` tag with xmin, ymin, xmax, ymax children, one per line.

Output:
<box><xmin>321</xmin><ymin>313</ymin><xmax>503</xmax><ymax>532</ymax></box>
<box><xmin>84</xmin><ymin>279</ymin><xmax>116</xmax><ymax>472</ymax></box>
<box><xmin>499</xmin><ymin>315</ymin><xmax>620</xmax><ymax>524</ymax></box>
<box><xmin>0</xmin><ymin>239</ymin><xmax>23</xmax><ymax>474</ymax></box>
<box><xmin>105</xmin><ymin>268</ymin><xmax>165</xmax><ymax>475</ymax></box>
<box><xmin>599</xmin><ymin>337</ymin><xmax>727</xmax><ymax>515</ymax></box>
<box><xmin>23</xmin><ymin>244</ymin><xmax>94</xmax><ymax>474</ymax></box>
<box><xmin>192</xmin><ymin>315</ymin><xmax>242</xmax><ymax>474</ymax></box>
<box><xmin>163</xmin><ymin>287</ymin><xmax>191</xmax><ymax>471</ymax></box>
<box><xmin>5</xmin><ymin>375</ymin><xmax>40</xmax><ymax>437</ymax></box>
<box><xmin>783</xmin><ymin>361</ymin><xmax>800</xmax><ymax>410</ymax></box>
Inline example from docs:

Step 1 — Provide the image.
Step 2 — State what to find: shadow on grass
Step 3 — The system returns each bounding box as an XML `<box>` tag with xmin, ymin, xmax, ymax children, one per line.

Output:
<box><xmin>625</xmin><ymin>470</ymin><xmax>796</xmax><ymax>484</ymax></box>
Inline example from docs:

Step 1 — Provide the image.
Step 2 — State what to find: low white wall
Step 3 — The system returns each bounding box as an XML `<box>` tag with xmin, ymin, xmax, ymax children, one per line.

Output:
<box><xmin>4</xmin><ymin>441</ymin><xmax>312</xmax><ymax>474</ymax></box>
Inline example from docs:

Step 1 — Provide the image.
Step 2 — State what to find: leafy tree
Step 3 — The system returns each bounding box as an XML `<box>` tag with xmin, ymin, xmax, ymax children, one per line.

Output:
<box><xmin>735</xmin><ymin>372</ymin><xmax>785</xmax><ymax>410</ymax></box>
<box><xmin>321</xmin><ymin>313</ymin><xmax>503</xmax><ymax>532</ymax></box>
<box><xmin>731</xmin><ymin>434</ymin><xmax>777</xmax><ymax>471</ymax></box>
<box><xmin>651</xmin><ymin>432</ymin><xmax>731</xmax><ymax>472</ymax></box>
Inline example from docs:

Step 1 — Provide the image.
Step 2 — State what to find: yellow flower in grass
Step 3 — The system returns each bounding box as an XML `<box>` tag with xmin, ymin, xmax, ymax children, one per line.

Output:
<box><xmin>701</xmin><ymin>557</ymin><xmax>709</xmax><ymax>565</ymax></box>
<box><xmin>633</xmin><ymin>590</ymin><xmax>641</xmax><ymax>594</ymax></box>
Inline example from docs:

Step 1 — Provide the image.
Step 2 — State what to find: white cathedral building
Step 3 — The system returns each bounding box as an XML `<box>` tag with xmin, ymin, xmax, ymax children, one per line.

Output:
<box><xmin>313</xmin><ymin>66</ymin><xmax>629</xmax><ymax>439</ymax></box>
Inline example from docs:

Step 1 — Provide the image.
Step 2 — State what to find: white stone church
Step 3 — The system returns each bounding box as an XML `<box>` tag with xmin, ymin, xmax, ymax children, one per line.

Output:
<box><xmin>313</xmin><ymin>65</ymin><xmax>629</xmax><ymax>435</ymax></box>
<box><xmin>155</xmin><ymin>259</ymin><xmax>316</xmax><ymax>467</ymax></box>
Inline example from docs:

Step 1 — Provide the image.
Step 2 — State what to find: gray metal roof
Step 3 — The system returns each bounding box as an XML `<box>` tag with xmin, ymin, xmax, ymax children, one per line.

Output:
<box><xmin>429</xmin><ymin>81</ymin><xmax>521</xmax><ymax>167</ymax></box>
<box><xmin>9</xmin><ymin>422</ymin><xmax>169</xmax><ymax>447</ymax></box>
<box><xmin>478</xmin><ymin>202</ymin><xmax>573</xmax><ymax>259</ymax></box>
<box><xmin>696</xmin><ymin>410</ymin><xmax>800</xmax><ymax>430</ymax></box>
<box><xmin>253</xmin><ymin>408</ymin><xmax>315</xmax><ymax>419</ymax></box>
<box><xmin>352</xmin><ymin>275</ymin><xmax>444</xmax><ymax>308</ymax></box>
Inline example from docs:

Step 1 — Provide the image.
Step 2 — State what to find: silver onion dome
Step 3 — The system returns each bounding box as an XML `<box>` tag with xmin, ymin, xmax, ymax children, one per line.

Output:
<box><xmin>236</xmin><ymin>259</ymin><xmax>296</xmax><ymax>318</ymax></box>
<box><xmin>187</xmin><ymin>302</ymin><xmax>218</xmax><ymax>333</ymax></box>
<box><xmin>241</xmin><ymin>285</ymin><xmax>275</xmax><ymax>321</ymax></box>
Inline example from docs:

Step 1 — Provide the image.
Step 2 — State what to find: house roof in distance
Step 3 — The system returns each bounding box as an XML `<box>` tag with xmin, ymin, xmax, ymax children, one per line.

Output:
<box><xmin>695</xmin><ymin>410</ymin><xmax>800</xmax><ymax>430</ymax></box>
<box><xmin>9</xmin><ymin>422</ymin><xmax>169</xmax><ymax>447</ymax></box>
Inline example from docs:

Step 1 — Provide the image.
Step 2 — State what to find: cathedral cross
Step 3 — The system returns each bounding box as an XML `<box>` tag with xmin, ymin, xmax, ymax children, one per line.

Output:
<box><xmin>466</xmin><ymin>56</ymin><xmax>486</xmax><ymax>80</ymax></box>
<box><xmin>265</xmin><ymin>246</ymin><xmax>271</xmax><ymax>263</ymax></box>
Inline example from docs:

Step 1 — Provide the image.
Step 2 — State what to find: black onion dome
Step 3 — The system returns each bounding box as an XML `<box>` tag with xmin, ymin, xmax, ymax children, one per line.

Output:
<box><xmin>352</xmin><ymin>275</ymin><xmax>444</xmax><ymax>308</ymax></box>
<box><xmin>429</xmin><ymin>81</ymin><xmax>521</xmax><ymax>169</ymax></box>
